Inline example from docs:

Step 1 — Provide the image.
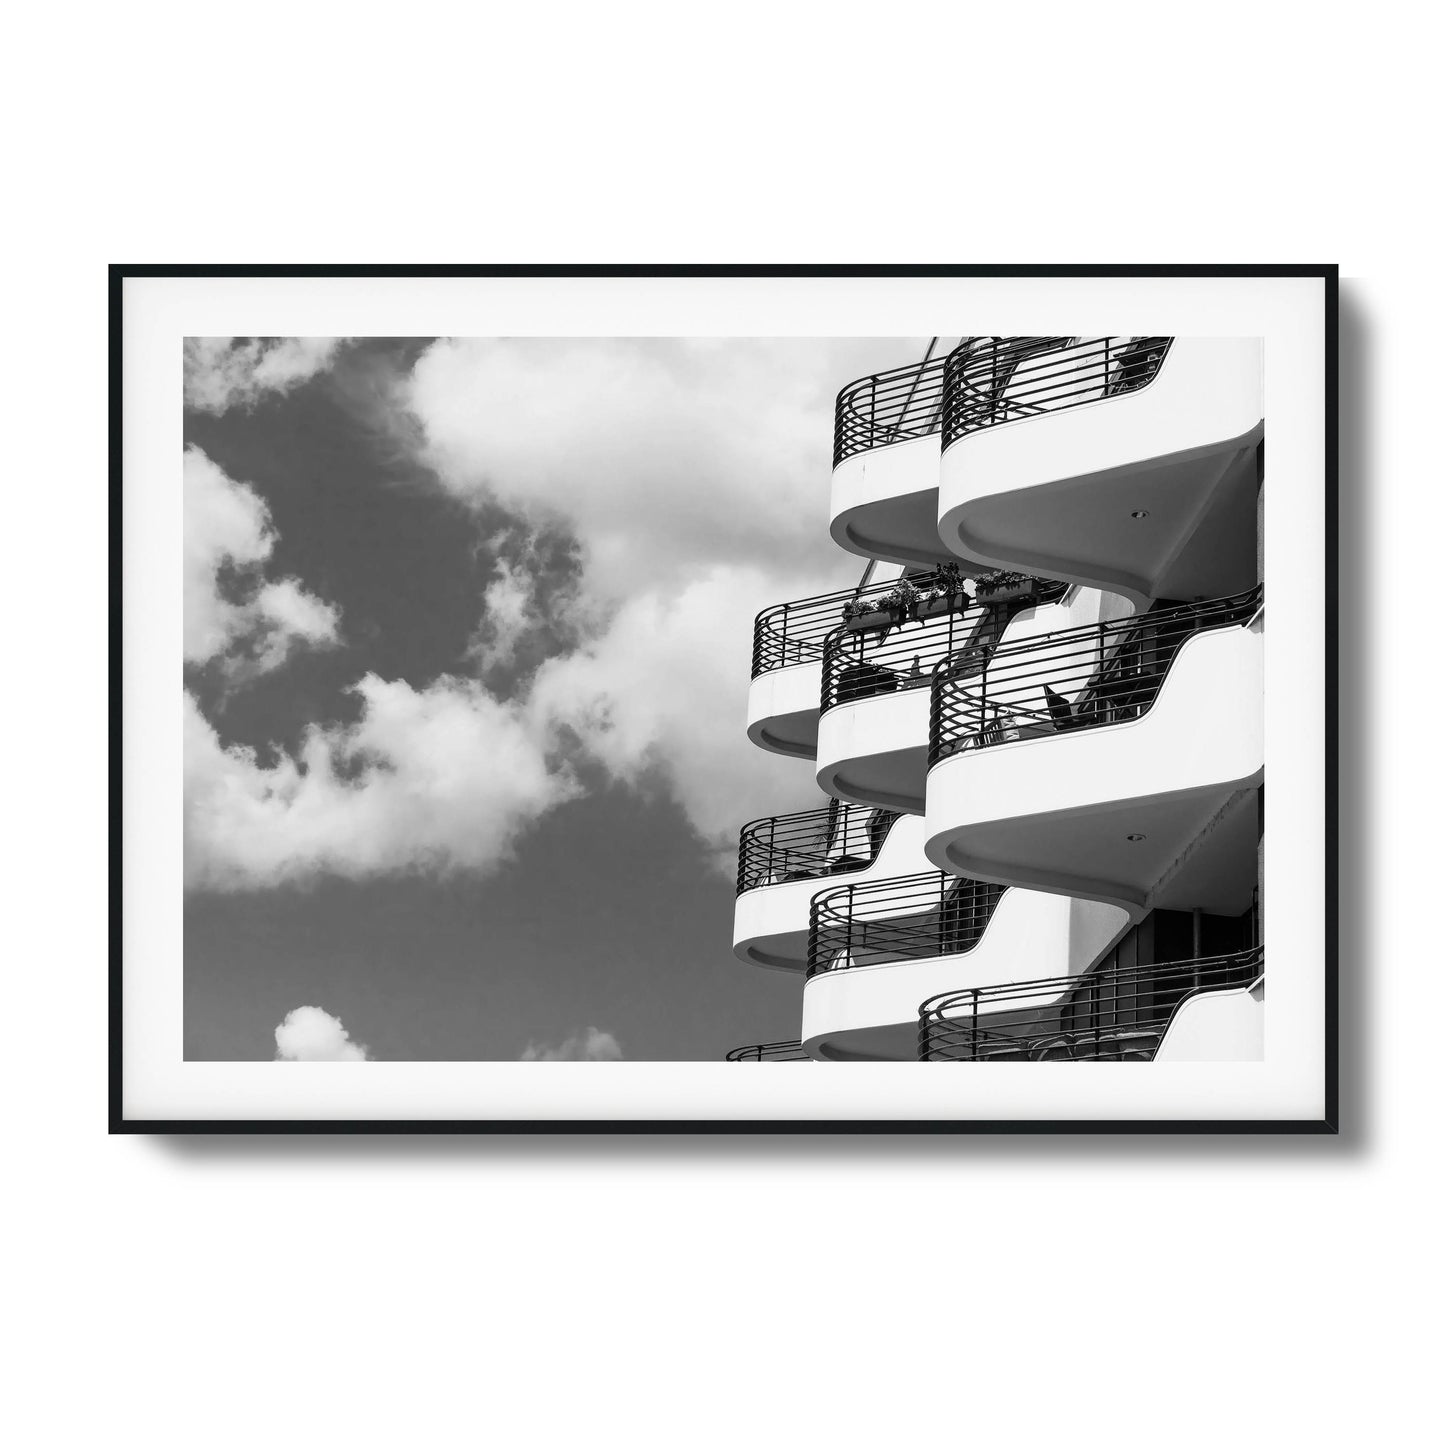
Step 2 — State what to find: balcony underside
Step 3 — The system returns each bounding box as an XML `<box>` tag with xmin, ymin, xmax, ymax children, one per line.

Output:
<box><xmin>808</xmin><ymin>1020</ymin><xmax>915</xmax><ymax>1061</ymax></box>
<box><xmin>815</xmin><ymin>687</ymin><xmax>931</xmax><ymax>814</ymax></box>
<box><xmin>829</xmin><ymin>435</ymin><xmax>957</xmax><ymax>569</ymax></box>
<box><xmin>937</xmin><ymin>338</ymin><xmax>1263</xmax><ymax>604</ymax></box>
<box><xmin>746</xmin><ymin>662</ymin><xmax>821</xmax><ymax>760</ymax></box>
<box><xmin>925</xmin><ymin>621</ymin><xmax>1263</xmax><ymax>910</ymax></box>
<box><xmin>832</xmin><ymin>486</ymin><xmax>956</xmax><ymax>569</ymax></box>
<box><xmin>927</xmin><ymin>777</ymin><xmax>1261</xmax><ymax>916</ymax></box>
<box><xmin>940</xmin><ymin>428</ymin><xmax>1260</xmax><ymax>606</ymax></box>
<box><xmin>731</xmin><ymin>912</ymin><xmax>811</xmax><ymax>972</ymax></box>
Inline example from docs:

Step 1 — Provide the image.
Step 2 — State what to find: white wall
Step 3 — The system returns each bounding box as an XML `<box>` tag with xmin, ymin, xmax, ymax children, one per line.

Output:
<box><xmin>1155</xmin><ymin>982</ymin><xmax>1265</xmax><ymax>1062</ymax></box>
<box><xmin>745</xmin><ymin>656</ymin><xmax>822</xmax><ymax>755</ymax></box>
<box><xmin>802</xmin><ymin>890</ymin><xmax>1131</xmax><ymax>1048</ymax></box>
<box><xmin>829</xmin><ymin>432</ymin><xmax>949</xmax><ymax>564</ymax></box>
<box><xmin>939</xmin><ymin>337</ymin><xmax>1262</xmax><ymax>516</ymax></box>
<box><xmin>925</xmin><ymin>620</ymin><xmax>1264</xmax><ymax>905</ymax></box>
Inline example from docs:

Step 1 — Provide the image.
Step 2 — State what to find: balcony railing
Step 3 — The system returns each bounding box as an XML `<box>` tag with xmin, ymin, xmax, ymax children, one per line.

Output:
<box><xmin>833</xmin><ymin>351</ymin><xmax>951</xmax><ymax>467</ymax></box>
<box><xmin>928</xmin><ymin>586</ymin><xmax>1263</xmax><ymax>764</ymax></box>
<box><xmin>737</xmin><ymin>802</ymin><xmax>902</xmax><ymax>897</ymax></box>
<box><xmin>821</xmin><ymin>577</ymin><xmax>1068</xmax><ymax>714</ymax></box>
<box><xmin>940</xmin><ymin>336</ymin><xmax>1174</xmax><ymax>451</ymax></box>
<box><xmin>807</xmin><ymin>870</ymin><xmax>1007</xmax><ymax>979</ymax></box>
<box><xmin>917</xmin><ymin>946</ymin><xmax>1263</xmax><ymax>1061</ymax></box>
<box><xmin>752</xmin><ymin>564</ymin><xmax>981</xmax><ymax>678</ymax></box>
<box><xmin>725</xmin><ymin>1040</ymin><xmax>810</xmax><ymax>1061</ymax></box>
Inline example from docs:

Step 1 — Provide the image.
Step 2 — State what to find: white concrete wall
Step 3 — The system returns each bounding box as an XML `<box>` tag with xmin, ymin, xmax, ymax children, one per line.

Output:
<box><xmin>936</xmin><ymin>339</ymin><xmax>1263</xmax><ymax>603</ymax></box>
<box><xmin>925</xmin><ymin>619</ymin><xmax>1264</xmax><ymax>904</ymax></box>
<box><xmin>1154</xmin><ymin>981</ymin><xmax>1264</xmax><ymax>1062</ymax></box>
<box><xmin>939</xmin><ymin>338</ymin><xmax>1262</xmax><ymax>526</ymax></box>
<box><xmin>801</xmin><ymin>890</ymin><xmax>1131</xmax><ymax>1050</ymax></box>
<box><xmin>829</xmin><ymin>433</ymin><xmax>944</xmax><ymax>564</ymax></box>
<box><xmin>745</xmin><ymin>658</ymin><xmax>822</xmax><ymax>758</ymax></box>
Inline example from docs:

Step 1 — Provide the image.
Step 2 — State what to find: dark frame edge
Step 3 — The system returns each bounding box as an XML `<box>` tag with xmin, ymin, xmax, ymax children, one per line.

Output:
<box><xmin>110</xmin><ymin>264</ymin><xmax>1341</xmax><ymax>1138</ymax></box>
<box><xmin>1322</xmin><ymin>265</ymin><xmax>1340</xmax><ymax>1134</ymax></box>
<box><xmin>109</xmin><ymin>266</ymin><xmax>126</xmax><ymax>1135</ymax></box>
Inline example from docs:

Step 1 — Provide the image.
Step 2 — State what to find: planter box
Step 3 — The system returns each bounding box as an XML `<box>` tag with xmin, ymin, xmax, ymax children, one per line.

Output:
<box><xmin>916</xmin><ymin>593</ymin><xmax>964</xmax><ymax>621</ymax></box>
<box><xmin>845</xmin><ymin>607</ymin><xmax>899</xmax><ymax>633</ymax></box>
<box><xmin>975</xmin><ymin>580</ymin><xmax>1039</xmax><ymax>605</ymax></box>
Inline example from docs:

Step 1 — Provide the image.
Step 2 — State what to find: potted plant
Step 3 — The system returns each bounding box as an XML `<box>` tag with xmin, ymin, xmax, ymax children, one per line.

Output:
<box><xmin>972</xmin><ymin>568</ymin><xmax>1041</xmax><ymax>605</ymax></box>
<box><xmin>875</xmin><ymin>578</ymin><xmax>922</xmax><ymax>622</ymax></box>
<box><xmin>842</xmin><ymin>594</ymin><xmax>893</xmax><ymax>632</ymax></box>
<box><xmin>916</xmin><ymin>562</ymin><xmax>966</xmax><ymax>620</ymax></box>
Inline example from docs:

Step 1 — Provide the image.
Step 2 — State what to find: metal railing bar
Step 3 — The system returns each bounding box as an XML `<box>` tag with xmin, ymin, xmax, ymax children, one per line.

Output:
<box><xmin>917</xmin><ymin>947</ymin><xmax>1263</xmax><ymax>1062</ymax></box>
<box><xmin>942</xmin><ymin>337</ymin><xmax>1173</xmax><ymax>451</ymax></box>
<box><xmin>807</xmin><ymin>869</ymin><xmax>1008</xmax><ymax>978</ymax></box>
<box><xmin>725</xmin><ymin>1040</ymin><xmax>810</xmax><ymax>1062</ymax></box>
<box><xmin>928</xmin><ymin>588</ymin><xmax>1261</xmax><ymax>764</ymax></box>
<box><xmin>736</xmin><ymin>804</ymin><xmax>903</xmax><ymax>897</ymax></box>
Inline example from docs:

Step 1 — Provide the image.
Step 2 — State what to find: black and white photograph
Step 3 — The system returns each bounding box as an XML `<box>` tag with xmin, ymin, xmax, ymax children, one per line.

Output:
<box><xmin>115</xmin><ymin>269</ymin><xmax>1334</xmax><ymax>1128</ymax></box>
<box><xmin>23</xmin><ymin>12</ymin><xmax>1445</xmax><ymax>1442</ymax></box>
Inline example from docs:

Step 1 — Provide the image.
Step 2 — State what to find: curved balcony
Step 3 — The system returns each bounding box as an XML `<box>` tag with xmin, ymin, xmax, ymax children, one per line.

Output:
<box><xmin>725</xmin><ymin>1040</ymin><xmax>810</xmax><ymax>1061</ymax></box>
<box><xmin>801</xmin><ymin>870</ymin><xmax>1131</xmax><ymax>1061</ymax></box>
<box><xmin>924</xmin><ymin>589</ymin><xmax>1264</xmax><ymax>914</ymax></box>
<box><xmin>918</xmin><ymin>945</ymin><xmax>1263</xmax><ymax>1062</ymax></box>
<box><xmin>814</xmin><ymin>577</ymin><xmax>1071</xmax><ymax>813</ymax></box>
<box><xmin>936</xmin><ymin>337</ymin><xmax>1262</xmax><ymax>605</ymax></box>
<box><xmin>747</xmin><ymin>563</ymin><xmax>963</xmax><ymax>760</ymax></box>
<box><xmin>733</xmin><ymin>803</ymin><xmax>925</xmax><ymax>971</ymax></box>
<box><xmin>829</xmin><ymin>351</ymin><xmax>957</xmax><ymax>568</ymax></box>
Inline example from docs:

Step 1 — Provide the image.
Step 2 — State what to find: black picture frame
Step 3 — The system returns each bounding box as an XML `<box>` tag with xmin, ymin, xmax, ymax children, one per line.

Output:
<box><xmin>111</xmin><ymin>264</ymin><xmax>1338</xmax><ymax>1135</ymax></box>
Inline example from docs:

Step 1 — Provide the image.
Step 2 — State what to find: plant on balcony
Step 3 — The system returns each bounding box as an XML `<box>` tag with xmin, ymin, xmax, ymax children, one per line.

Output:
<box><xmin>843</xmin><ymin>577</ymin><xmax>921</xmax><ymax>633</ymax></box>
<box><xmin>875</xmin><ymin>578</ymin><xmax>922</xmax><ymax>618</ymax></box>
<box><xmin>917</xmin><ymin>562</ymin><xmax>967</xmax><ymax>619</ymax></box>
<box><xmin>841</xmin><ymin>594</ymin><xmax>891</xmax><ymax>632</ymax></box>
<box><xmin>972</xmin><ymin>569</ymin><xmax>1041</xmax><ymax>604</ymax></box>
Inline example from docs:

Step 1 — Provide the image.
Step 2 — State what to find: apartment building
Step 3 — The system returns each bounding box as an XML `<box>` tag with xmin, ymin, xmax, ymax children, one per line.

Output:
<box><xmin>730</xmin><ymin>336</ymin><xmax>1264</xmax><ymax>1062</ymax></box>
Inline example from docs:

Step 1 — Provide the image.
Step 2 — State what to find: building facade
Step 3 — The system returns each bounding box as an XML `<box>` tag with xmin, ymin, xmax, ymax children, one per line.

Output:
<box><xmin>730</xmin><ymin>336</ymin><xmax>1264</xmax><ymax>1062</ymax></box>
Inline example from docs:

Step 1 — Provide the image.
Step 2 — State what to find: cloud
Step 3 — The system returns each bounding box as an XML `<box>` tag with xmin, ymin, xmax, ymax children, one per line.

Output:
<box><xmin>185</xmin><ymin>675</ymin><xmax>578</xmax><ymax>890</ymax></box>
<box><xmin>182</xmin><ymin>457</ymin><xmax>578</xmax><ymax>893</ymax></box>
<box><xmin>183</xmin><ymin>339</ymin><xmax>928</xmax><ymax>891</ymax></box>
<box><xmin>521</xmin><ymin>1027</ymin><xmax>623</xmax><ymax>1061</ymax></box>
<box><xmin>466</xmin><ymin>534</ymin><xmax>580</xmax><ymax>674</ymax></box>
<box><xmin>185</xmin><ymin>337</ymin><xmax>346</xmax><ymax>414</ymax></box>
<box><xmin>527</xmin><ymin>565</ymin><xmax>827</xmax><ymax>856</ymax></box>
<box><xmin>274</xmin><ymin>1006</ymin><xmax>369</xmax><ymax>1061</ymax></box>
<box><xmin>407</xmin><ymin>337</ymin><xmax>919</xmax><ymax>600</ymax></box>
<box><xmin>185</xmin><ymin>446</ymin><xmax>341</xmax><ymax>677</ymax></box>
<box><xmin>404</xmin><ymin>338</ymin><xmax>924</xmax><ymax>850</ymax></box>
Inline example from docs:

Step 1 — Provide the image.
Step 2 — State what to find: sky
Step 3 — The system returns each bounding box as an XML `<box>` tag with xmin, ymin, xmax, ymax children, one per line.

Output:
<box><xmin>182</xmin><ymin>334</ymin><xmax>926</xmax><ymax>1061</ymax></box>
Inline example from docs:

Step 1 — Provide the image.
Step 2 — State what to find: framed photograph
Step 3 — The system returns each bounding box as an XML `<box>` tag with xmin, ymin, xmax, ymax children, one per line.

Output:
<box><xmin>113</xmin><ymin>265</ymin><xmax>1336</xmax><ymax>1133</ymax></box>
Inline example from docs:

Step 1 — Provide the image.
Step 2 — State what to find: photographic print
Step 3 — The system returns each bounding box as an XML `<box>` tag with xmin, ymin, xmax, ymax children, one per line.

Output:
<box><xmin>113</xmin><ymin>268</ymin><xmax>1336</xmax><ymax>1130</ymax></box>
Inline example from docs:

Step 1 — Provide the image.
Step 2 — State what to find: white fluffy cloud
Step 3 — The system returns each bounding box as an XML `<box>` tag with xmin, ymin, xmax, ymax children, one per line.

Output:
<box><xmin>406</xmin><ymin>338</ymin><xmax>922</xmax><ymax>849</ymax></box>
<box><xmin>185</xmin><ymin>337</ymin><xmax>346</xmax><ymax>414</ymax></box>
<box><xmin>183</xmin><ymin>339</ymin><xmax>926</xmax><ymax>891</ymax></box>
<box><xmin>407</xmin><ymin>337</ymin><xmax>918</xmax><ymax>599</ymax></box>
<box><xmin>185</xmin><ymin>676</ymin><xmax>578</xmax><ymax>890</ymax></box>
<box><xmin>465</xmin><ymin>542</ymin><xmax>571</xmax><ymax>673</ymax></box>
<box><xmin>274</xmin><ymin>1005</ymin><xmax>369</xmax><ymax>1061</ymax></box>
<box><xmin>520</xmin><ymin>1027</ymin><xmax>623</xmax><ymax>1061</ymax></box>
<box><xmin>528</xmin><ymin>565</ymin><xmax>825</xmax><ymax>855</ymax></box>
<box><xmin>185</xmin><ymin>446</ymin><xmax>341</xmax><ymax>676</ymax></box>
